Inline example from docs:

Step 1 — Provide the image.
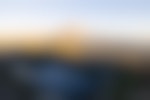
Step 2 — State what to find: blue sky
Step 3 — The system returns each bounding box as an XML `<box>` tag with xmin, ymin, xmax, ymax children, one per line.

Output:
<box><xmin>0</xmin><ymin>0</ymin><xmax>150</xmax><ymax>33</ymax></box>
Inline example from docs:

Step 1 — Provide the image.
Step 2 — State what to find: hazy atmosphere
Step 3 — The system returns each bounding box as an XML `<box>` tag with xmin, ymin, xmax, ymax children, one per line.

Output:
<box><xmin>0</xmin><ymin>1</ymin><xmax>150</xmax><ymax>100</ymax></box>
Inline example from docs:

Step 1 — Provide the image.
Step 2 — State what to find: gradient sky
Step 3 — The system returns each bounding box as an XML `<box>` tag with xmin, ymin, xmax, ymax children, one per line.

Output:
<box><xmin>0</xmin><ymin>0</ymin><xmax>150</xmax><ymax>33</ymax></box>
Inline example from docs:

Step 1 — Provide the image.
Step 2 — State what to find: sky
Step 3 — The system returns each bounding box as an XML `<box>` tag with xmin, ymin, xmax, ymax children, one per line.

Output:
<box><xmin>0</xmin><ymin>0</ymin><xmax>150</xmax><ymax>43</ymax></box>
